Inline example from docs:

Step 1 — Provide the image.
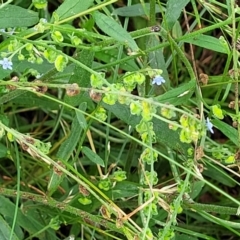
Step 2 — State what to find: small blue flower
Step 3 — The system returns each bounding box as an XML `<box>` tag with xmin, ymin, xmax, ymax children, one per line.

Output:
<box><xmin>206</xmin><ymin>117</ymin><xmax>214</xmax><ymax>134</ymax></box>
<box><xmin>152</xmin><ymin>75</ymin><xmax>165</xmax><ymax>85</ymax></box>
<box><xmin>0</xmin><ymin>58</ymin><xmax>13</xmax><ymax>70</ymax></box>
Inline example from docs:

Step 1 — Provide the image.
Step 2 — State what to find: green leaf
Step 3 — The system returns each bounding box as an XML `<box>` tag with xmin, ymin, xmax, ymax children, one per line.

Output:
<box><xmin>0</xmin><ymin>215</ymin><xmax>19</xmax><ymax>240</ymax></box>
<box><xmin>48</xmin><ymin>113</ymin><xmax>85</xmax><ymax>196</ymax></box>
<box><xmin>82</xmin><ymin>146</ymin><xmax>105</xmax><ymax>167</ymax></box>
<box><xmin>47</xmin><ymin>171</ymin><xmax>63</xmax><ymax>196</ymax></box>
<box><xmin>55</xmin><ymin>0</ymin><xmax>94</xmax><ymax>20</ymax></box>
<box><xmin>57</xmin><ymin>114</ymin><xmax>84</xmax><ymax>161</ymax></box>
<box><xmin>0</xmin><ymin>5</ymin><xmax>38</xmax><ymax>28</ymax></box>
<box><xmin>112</xmin><ymin>3</ymin><xmax>163</xmax><ymax>17</ymax></box>
<box><xmin>93</xmin><ymin>11</ymin><xmax>139</xmax><ymax>52</ymax></box>
<box><xmin>0</xmin><ymin>196</ymin><xmax>50</xmax><ymax>238</ymax></box>
<box><xmin>204</xmin><ymin>163</ymin><xmax>236</xmax><ymax>187</ymax></box>
<box><xmin>0</xmin><ymin>89</ymin><xmax>26</xmax><ymax>104</ymax></box>
<box><xmin>102</xmin><ymin>102</ymin><xmax>141</xmax><ymax>127</ymax></box>
<box><xmin>64</xmin><ymin>49</ymin><xmax>94</xmax><ymax>107</ymax></box>
<box><xmin>0</xmin><ymin>143</ymin><xmax>7</xmax><ymax>158</ymax></box>
<box><xmin>172</xmin><ymin>20</ymin><xmax>183</xmax><ymax>39</ymax></box>
<box><xmin>10</xmin><ymin>92</ymin><xmax>59</xmax><ymax>110</ymax></box>
<box><xmin>182</xmin><ymin>35</ymin><xmax>228</xmax><ymax>54</ymax></box>
<box><xmin>190</xmin><ymin>181</ymin><xmax>205</xmax><ymax>199</ymax></box>
<box><xmin>155</xmin><ymin>79</ymin><xmax>196</xmax><ymax>106</ymax></box>
<box><xmin>165</xmin><ymin>0</ymin><xmax>190</xmax><ymax>30</ymax></box>
<box><xmin>94</xmin><ymin>49</ymin><xmax>139</xmax><ymax>72</ymax></box>
<box><xmin>0</xmin><ymin>56</ymin><xmax>53</xmax><ymax>83</ymax></box>
<box><xmin>111</xmin><ymin>181</ymin><xmax>139</xmax><ymax>199</ymax></box>
<box><xmin>175</xmin><ymin>233</ymin><xmax>198</xmax><ymax>240</ymax></box>
<box><xmin>147</xmin><ymin>35</ymin><xmax>170</xmax><ymax>89</ymax></box>
<box><xmin>76</xmin><ymin>103</ymin><xmax>87</xmax><ymax>130</ymax></box>
<box><xmin>212</xmin><ymin>119</ymin><xmax>238</xmax><ymax>146</ymax></box>
<box><xmin>102</xmin><ymin>102</ymin><xmax>189</xmax><ymax>154</ymax></box>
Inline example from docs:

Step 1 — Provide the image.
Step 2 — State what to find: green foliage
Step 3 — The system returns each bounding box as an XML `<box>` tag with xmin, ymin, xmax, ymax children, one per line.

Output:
<box><xmin>0</xmin><ymin>0</ymin><xmax>240</xmax><ymax>240</ymax></box>
<box><xmin>0</xmin><ymin>5</ymin><xmax>38</xmax><ymax>28</ymax></box>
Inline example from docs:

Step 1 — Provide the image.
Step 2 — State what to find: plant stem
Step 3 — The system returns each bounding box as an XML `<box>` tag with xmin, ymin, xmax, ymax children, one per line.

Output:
<box><xmin>0</xmin><ymin>187</ymin><xmax>124</xmax><ymax>234</ymax></box>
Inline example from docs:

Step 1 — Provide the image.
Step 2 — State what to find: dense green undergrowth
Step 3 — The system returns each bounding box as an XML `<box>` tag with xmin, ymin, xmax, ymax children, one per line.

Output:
<box><xmin>0</xmin><ymin>0</ymin><xmax>240</xmax><ymax>239</ymax></box>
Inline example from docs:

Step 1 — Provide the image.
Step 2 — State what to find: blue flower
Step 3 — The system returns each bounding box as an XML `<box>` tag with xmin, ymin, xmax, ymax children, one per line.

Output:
<box><xmin>0</xmin><ymin>58</ymin><xmax>13</xmax><ymax>70</ymax></box>
<box><xmin>152</xmin><ymin>75</ymin><xmax>165</xmax><ymax>85</ymax></box>
<box><xmin>206</xmin><ymin>117</ymin><xmax>214</xmax><ymax>134</ymax></box>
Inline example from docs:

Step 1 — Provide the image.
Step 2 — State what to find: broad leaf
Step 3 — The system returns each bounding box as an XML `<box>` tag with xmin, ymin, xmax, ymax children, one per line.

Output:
<box><xmin>112</xmin><ymin>3</ymin><xmax>163</xmax><ymax>17</ymax></box>
<box><xmin>212</xmin><ymin>119</ymin><xmax>238</xmax><ymax>145</ymax></box>
<box><xmin>82</xmin><ymin>146</ymin><xmax>105</xmax><ymax>167</ymax></box>
<box><xmin>0</xmin><ymin>5</ymin><xmax>38</xmax><ymax>28</ymax></box>
<box><xmin>183</xmin><ymin>35</ymin><xmax>228</xmax><ymax>54</ymax></box>
<box><xmin>147</xmin><ymin>35</ymin><xmax>170</xmax><ymax>89</ymax></box>
<box><xmin>0</xmin><ymin>143</ymin><xmax>7</xmax><ymax>158</ymax></box>
<box><xmin>0</xmin><ymin>215</ymin><xmax>19</xmax><ymax>240</ymax></box>
<box><xmin>204</xmin><ymin>163</ymin><xmax>236</xmax><ymax>187</ymax></box>
<box><xmin>190</xmin><ymin>181</ymin><xmax>205</xmax><ymax>199</ymax></box>
<box><xmin>76</xmin><ymin>103</ymin><xmax>87</xmax><ymax>130</ymax></box>
<box><xmin>94</xmin><ymin>49</ymin><xmax>139</xmax><ymax>72</ymax></box>
<box><xmin>0</xmin><ymin>196</ymin><xmax>50</xmax><ymax>238</ymax></box>
<box><xmin>55</xmin><ymin>0</ymin><xmax>94</xmax><ymax>20</ymax></box>
<box><xmin>111</xmin><ymin>181</ymin><xmax>139</xmax><ymax>199</ymax></box>
<box><xmin>175</xmin><ymin>233</ymin><xmax>198</xmax><ymax>240</ymax></box>
<box><xmin>155</xmin><ymin>79</ymin><xmax>196</xmax><ymax>105</ymax></box>
<box><xmin>93</xmin><ymin>11</ymin><xmax>139</xmax><ymax>52</ymax></box>
<box><xmin>165</xmin><ymin>0</ymin><xmax>190</xmax><ymax>30</ymax></box>
<box><xmin>56</xmin><ymin>114</ymin><xmax>84</xmax><ymax>161</ymax></box>
<box><xmin>11</xmin><ymin>92</ymin><xmax>59</xmax><ymax>109</ymax></box>
<box><xmin>64</xmin><ymin>49</ymin><xmax>94</xmax><ymax>107</ymax></box>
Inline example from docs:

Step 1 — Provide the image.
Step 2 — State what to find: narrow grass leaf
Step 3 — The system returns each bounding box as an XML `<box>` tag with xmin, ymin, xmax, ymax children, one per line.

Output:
<box><xmin>48</xmin><ymin>114</ymin><xmax>84</xmax><ymax>195</ymax></box>
<box><xmin>0</xmin><ymin>5</ymin><xmax>38</xmax><ymax>28</ymax></box>
<box><xmin>82</xmin><ymin>146</ymin><xmax>105</xmax><ymax>167</ymax></box>
<box><xmin>155</xmin><ymin>79</ymin><xmax>196</xmax><ymax>105</ymax></box>
<box><xmin>183</xmin><ymin>35</ymin><xmax>228</xmax><ymax>54</ymax></box>
<box><xmin>112</xmin><ymin>3</ymin><xmax>162</xmax><ymax>17</ymax></box>
<box><xmin>93</xmin><ymin>11</ymin><xmax>139</xmax><ymax>52</ymax></box>
<box><xmin>165</xmin><ymin>0</ymin><xmax>190</xmax><ymax>30</ymax></box>
<box><xmin>199</xmin><ymin>211</ymin><xmax>240</xmax><ymax>233</ymax></box>
<box><xmin>212</xmin><ymin>119</ymin><xmax>238</xmax><ymax>146</ymax></box>
<box><xmin>55</xmin><ymin>0</ymin><xmax>94</xmax><ymax>20</ymax></box>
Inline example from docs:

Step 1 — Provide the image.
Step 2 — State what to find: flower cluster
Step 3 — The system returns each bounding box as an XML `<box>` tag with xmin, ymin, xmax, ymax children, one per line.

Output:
<box><xmin>179</xmin><ymin>115</ymin><xmax>202</xmax><ymax>143</ymax></box>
